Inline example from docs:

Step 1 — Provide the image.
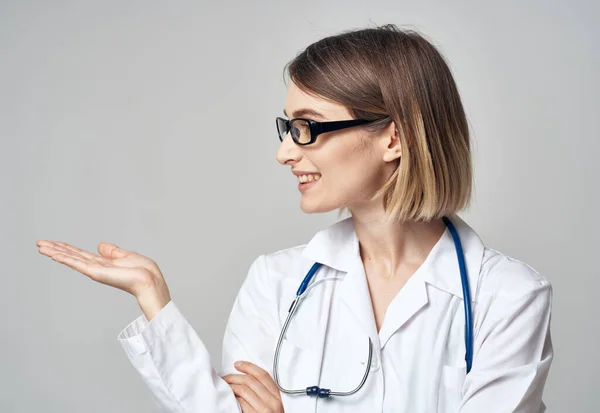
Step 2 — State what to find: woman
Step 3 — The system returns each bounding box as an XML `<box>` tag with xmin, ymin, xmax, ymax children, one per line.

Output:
<box><xmin>36</xmin><ymin>25</ymin><xmax>553</xmax><ymax>412</ymax></box>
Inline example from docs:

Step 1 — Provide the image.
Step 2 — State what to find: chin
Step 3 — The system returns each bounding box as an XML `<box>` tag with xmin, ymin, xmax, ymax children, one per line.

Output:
<box><xmin>299</xmin><ymin>198</ymin><xmax>337</xmax><ymax>214</ymax></box>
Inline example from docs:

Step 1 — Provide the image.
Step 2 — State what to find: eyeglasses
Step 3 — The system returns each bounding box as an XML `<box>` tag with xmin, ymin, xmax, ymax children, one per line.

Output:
<box><xmin>276</xmin><ymin>116</ymin><xmax>377</xmax><ymax>146</ymax></box>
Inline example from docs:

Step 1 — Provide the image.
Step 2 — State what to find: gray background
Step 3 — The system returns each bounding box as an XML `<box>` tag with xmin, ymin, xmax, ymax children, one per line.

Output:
<box><xmin>1</xmin><ymin>0</ymin><xmax>598</xmax><ymax>412</ymax></box>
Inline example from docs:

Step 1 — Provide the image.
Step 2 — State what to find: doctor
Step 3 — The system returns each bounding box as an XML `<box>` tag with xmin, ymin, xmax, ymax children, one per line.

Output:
<box><xmin>36</xmin><ymin>25</ymin><xmax>553</xmax><ymax>412</ymax></box>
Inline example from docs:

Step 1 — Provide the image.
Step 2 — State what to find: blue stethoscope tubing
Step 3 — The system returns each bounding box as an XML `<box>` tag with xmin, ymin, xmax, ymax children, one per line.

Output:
<box><xmin>273</xmin><ymin>215</ymin><xmax>473</xmax><ymax>398</ymax></box>
<box><xmin>442</xmin><ymin>216</ymin><xmax>474</xmax><ymax>374</ymax></box>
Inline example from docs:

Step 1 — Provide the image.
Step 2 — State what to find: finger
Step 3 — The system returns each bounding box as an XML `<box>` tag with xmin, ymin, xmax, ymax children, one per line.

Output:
<box><xmin>55</xmin><ymin>241</ymin><xmax>104</xmax><ymax>261</ymax></box>
<box><xmin>48</xmin><ymin>241</ymin><xmax>105</xmax><ymax>262</ymax></box>
<box><xmin>46</xmin><ymin>252</ymin><xmax>94</xmax><ymax>275</ymax></box>
<box><xmin>236</xmin><ymin>397</ymin><xmax>257</xmax><ymax>413</ymax></box>
<box><xmin>235</xmin><ymin>361</ymin><xmax>281</xmax><ymax>399</ymax></box>
<box><xmin>38</xmin><ymin>243</ymin><xmax>81</xmax><ymax>258</ymax></box>
<box><xmin>38</xmin><ymin>244</ymin><xmax>95</xmax><ymax>263</ymax></box>
<box><xmin>229</xmin><ymin>384</ymin><xmax>264</xmax><ymax>413</ymax></box>
<box><xmin>38</xmin><ymin>243</ymin><xmax>108</xmax><ymax>270</ymax></box>
<box><xmin>97</xmin><ymin>242</ymin><xmax>131</xmax><ymax>259</ymax></box>
<box><xmin>39</xmin><ymin>246</ymin><xmax>140</xmax><ymax>292</ymax></box>
<box><xmin>224</xmin><ymin>374</ymin><xmax>276</xmax><ymax>408</ymax></box>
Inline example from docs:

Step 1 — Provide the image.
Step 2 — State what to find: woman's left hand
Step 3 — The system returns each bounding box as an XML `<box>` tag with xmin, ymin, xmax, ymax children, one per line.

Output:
<box><xmin>223</xmin><ymin>361</ymin><xmax>284</xmax><ymax>413</ymax></box>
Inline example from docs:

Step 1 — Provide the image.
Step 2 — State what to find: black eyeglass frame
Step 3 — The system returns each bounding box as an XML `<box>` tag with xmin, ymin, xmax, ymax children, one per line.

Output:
<box><xmin>276</xmin><ymin>116</ymin><xmax>378</xmax><ymax>146</ymax></box>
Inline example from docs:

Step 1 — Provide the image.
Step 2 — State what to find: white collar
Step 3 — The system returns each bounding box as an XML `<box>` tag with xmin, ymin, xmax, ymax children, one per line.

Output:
<box><xmin>300</xmin><ymin>214</ymin><xmax>485</xmax><ymax>301</ymax></box>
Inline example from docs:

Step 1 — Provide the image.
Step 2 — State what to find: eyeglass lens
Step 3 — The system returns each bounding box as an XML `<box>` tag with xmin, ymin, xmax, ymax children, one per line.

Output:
<box><xmin>278</xmin><ymin>118</ymin><xmax>312</xmax><ymax>144</ymax></box>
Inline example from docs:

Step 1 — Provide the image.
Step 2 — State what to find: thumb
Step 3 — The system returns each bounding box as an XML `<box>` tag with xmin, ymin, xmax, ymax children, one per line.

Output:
<box><xmin>98</xmin><ymin>242</ymin><xmax>130</xmax><ymax>259</ymax></box>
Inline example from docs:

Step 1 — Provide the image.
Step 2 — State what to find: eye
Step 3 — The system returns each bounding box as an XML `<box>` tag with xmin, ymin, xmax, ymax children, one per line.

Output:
<box><xmin>291</xmin><ymin>125</ymin><xmax>300</xmax><ymax>139</ymax></box>
<box><xmin>291</xmin><ymin>119</ymin><xmax>312</xmax><ymax>144</ymax></box>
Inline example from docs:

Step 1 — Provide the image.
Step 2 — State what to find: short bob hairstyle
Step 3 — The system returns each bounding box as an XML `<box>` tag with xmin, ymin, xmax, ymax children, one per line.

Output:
<box><xmin>283</xmin><ymin>24</ymin><xmax>472</xmax><ymax>222</ymax></box>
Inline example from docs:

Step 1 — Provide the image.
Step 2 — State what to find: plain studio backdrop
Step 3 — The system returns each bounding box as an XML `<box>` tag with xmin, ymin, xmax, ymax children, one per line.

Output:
<box><xmin>1</xmin><ymin>1</ymin><xmax>598</xmax><ymax>412</ymax></box>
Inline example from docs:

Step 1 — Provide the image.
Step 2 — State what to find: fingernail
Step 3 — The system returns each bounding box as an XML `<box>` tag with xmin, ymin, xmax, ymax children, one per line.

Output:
<box><xmin>234</xmin><ymin>361</ymin><xmax>242</xmax><ymax>368</ymax></box>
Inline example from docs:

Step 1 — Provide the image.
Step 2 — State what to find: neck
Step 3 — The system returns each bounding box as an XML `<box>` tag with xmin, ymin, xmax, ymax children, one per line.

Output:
<box><xmin>348</xmin><ymin>204</ymin><xmax>446</xmax><ymax>281</ymax></box>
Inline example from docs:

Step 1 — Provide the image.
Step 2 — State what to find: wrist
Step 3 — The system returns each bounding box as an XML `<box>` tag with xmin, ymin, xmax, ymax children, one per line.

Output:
<box><xmin>136</xmin><ymin>283</ymin><xmax>171</xmax><ymax>322</ymax></box>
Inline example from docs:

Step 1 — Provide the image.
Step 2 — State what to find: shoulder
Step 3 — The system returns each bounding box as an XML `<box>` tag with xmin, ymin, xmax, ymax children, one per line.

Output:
<box><xmin>476</xmin><ymin>246</ymin><xmax>552</xmax><ymax>307</ymax></box>
<box><xmin>236</xmin><ymin>245</ymin><xmax>317</xmax><ymax>320</ymax></box>
<box><xmin>264</xmin><ymin>244</ymin><xmax>312</xmax><ymax>275</ymax></box>
<box><xmin>245</xmin><ymin>243</ymin><xmax>315</xmax><ymax>287</ymax></box>
<box><xmin>243</xmin><ymin>216</ymin><xmax>354</xmax><ymax>293</ymax></box>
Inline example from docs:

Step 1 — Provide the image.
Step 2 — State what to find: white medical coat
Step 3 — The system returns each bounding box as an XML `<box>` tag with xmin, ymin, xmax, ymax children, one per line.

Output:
<box><xmin>117</xmin><ymin>215</ymin><xmax>553</xmax><ymax>412</ymax></box>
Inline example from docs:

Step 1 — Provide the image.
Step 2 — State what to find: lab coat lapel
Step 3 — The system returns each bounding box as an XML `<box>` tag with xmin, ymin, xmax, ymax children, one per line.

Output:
<box><xmin>291</xmin><ymin>216</ymin><xmax>360</xmax><ymax>355</ymax></box>
<box><xmin>338</xmin><ymin>258</ymin><xmax>381</xmax><ymax>348</ymax></box>
<box><xmin>421</xmin><ymin>214</ymin><xmax>485</xmax><ymax>301</ymax></box>
<box><xmin>378</xmin><ymin>273</ymin><xmax>429</xmax><ymax>349</ymax></box>
<box><xmin>301</xmin><ymin>217</ymin><xmax>380</xmax><ymax>348</ymax></box>
<box><xmin>378</xmin><ymin>214</ymin><xmax>484</xmax><ymax>348</ymax></box>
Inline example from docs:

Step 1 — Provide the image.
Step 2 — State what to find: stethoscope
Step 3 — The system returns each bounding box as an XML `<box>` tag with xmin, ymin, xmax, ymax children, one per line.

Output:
<box><xmin>273</xmin><ymin>216</ymin><xmax>473</xmax><ymax>399</ymax></box>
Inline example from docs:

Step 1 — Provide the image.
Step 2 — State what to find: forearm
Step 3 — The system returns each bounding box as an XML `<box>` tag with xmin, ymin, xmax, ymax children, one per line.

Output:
<box><xmin>118</xmin><ymin>300</ymin><xmax>242</xmax><ymax>413</ymax></box>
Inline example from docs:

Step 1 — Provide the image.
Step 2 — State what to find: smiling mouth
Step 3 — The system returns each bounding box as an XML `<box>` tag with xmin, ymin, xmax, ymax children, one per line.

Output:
<box><xmin>296</xmin><ymin>173</ymin><xmax>321</xmax><ymax>183</ymax></box>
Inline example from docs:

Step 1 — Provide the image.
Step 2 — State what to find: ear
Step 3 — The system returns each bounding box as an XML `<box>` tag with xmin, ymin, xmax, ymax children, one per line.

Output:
<box><xmin>382</xmin><ymin>122</ymin><xmax>402</xmax><ymax>163</ymax></box>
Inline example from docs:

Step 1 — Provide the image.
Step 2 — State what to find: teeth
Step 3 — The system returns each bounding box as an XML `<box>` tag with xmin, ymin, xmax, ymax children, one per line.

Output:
<box><xmin>297</xmin><ymin>174</ymin><xmax>321</xmax><ymax>183</ymax></box>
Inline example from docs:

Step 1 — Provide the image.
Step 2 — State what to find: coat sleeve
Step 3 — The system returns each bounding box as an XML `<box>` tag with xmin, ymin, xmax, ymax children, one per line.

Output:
<box><xmin>117</xmin><ymin>254</ymin><xmax>278</xmax><ymax>413</ymax></box>
<box><xmin>459</xmin><ymin>276</ymin><xmax>553</xmax><ymax>413</ymax></box>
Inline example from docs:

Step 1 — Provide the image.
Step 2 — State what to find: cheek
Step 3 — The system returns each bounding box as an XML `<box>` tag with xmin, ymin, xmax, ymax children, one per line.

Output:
<box><xmin>341</xmin><ymin>165</ymin><xmax>383</xmax><ymax>198</ymax></box>
<box><xmin>298</xmin><ymin>155</ymin><xmax>383</xmax><ymax>213</ymax></box>
<box><xmin>320</xmin><ymin>147</ymin><xmax>383</xmax><ymax>198</ymax></box>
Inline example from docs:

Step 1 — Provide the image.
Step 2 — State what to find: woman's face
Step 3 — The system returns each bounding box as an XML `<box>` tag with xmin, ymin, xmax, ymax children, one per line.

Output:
<box><xmin>276</xmin><ymin>81</ymin><xmax>401</xmax><ymax>214</ymax></box>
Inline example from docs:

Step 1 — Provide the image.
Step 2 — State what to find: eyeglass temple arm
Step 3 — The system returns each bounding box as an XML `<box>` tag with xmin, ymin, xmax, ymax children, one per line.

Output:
<box><xmin>312</xmin><ymin>119</ymin><xmax>374</xmax><ymax>135</ymax></box>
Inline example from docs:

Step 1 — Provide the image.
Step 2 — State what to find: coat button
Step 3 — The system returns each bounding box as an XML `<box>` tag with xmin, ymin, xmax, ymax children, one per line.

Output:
<box><xmin>362</xmin><ymin>355</ymin><xmax>381</xmax><ymax>371</ymax></box>
<box><xmin>370</xmin><ymin>355</ymin><xmax>380</xmax><ymax>371</ymax></box>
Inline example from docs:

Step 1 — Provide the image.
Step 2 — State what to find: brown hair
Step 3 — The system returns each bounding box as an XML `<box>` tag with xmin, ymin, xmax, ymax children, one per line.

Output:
<box><xmin>283</xmin><ymin>24</ymin><xmax>473</xmax><ymax>222</ymax></box>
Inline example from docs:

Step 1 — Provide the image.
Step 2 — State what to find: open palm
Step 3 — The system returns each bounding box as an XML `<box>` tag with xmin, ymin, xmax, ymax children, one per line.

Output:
<box><xmin>36</xmin><ymin>240</ymin><xmax>164</xmax><ymax>298</ymax></box>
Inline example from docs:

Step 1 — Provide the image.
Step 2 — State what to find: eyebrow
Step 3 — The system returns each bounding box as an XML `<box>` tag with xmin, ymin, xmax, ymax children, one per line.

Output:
<box><xmin>283</xmin><ymin>108</ymin><xmax>327</xmax><ymax>120</ymax></box>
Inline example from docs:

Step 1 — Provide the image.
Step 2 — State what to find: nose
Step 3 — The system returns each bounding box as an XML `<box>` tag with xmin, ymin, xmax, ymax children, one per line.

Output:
<box><xmin>276</xmin><ymin>134</ymin><xmax>303</xmax><ymax>166</ymax></box>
